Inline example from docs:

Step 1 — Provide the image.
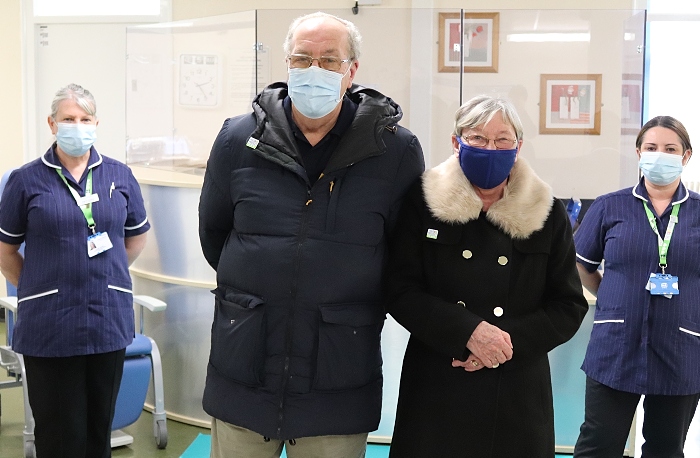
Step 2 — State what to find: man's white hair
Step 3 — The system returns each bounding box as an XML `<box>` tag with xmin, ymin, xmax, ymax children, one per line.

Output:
<box><xmin>283</xmin><ymin>11</ymin><xmax>362</xmax><ymax>60</ymax></box>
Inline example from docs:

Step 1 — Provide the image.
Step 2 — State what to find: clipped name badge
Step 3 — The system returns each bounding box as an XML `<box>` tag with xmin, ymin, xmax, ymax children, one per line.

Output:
<box><xmin>87</xmin><ymin>232</ymin><xmax>113</xmax><ymax>258</ymax></box>
<box><xmin>646</xmin><ymin>272</ymin><xmax>679</xmax><ymax>297</ymax></box>
<box><xmin>77</xmin><ymin>193</ymin><xmax>99</xmax><ymax>207</ymax></box>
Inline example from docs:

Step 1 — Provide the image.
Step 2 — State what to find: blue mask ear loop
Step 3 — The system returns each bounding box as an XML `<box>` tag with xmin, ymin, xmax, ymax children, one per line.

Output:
<box><xmin>455</xmin><ymin>135</ymin><xmax>467</xmax><ymax>153</ymax></box>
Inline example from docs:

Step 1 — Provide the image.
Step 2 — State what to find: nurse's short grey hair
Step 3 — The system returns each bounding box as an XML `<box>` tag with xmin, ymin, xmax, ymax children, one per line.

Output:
<box><xmin>453</xmin><ymin>95</ymin><xmax>524</xmax><ymax>141</ymax></box>
<box><xmin>283</xmin><ymin>12</ymin><xmax>362</xmax><ymax>61</ymax></box>
<box><xmin>50</xmin><ymin>83</ymin><xmax>97</xmax><ymax>119</ymax></box>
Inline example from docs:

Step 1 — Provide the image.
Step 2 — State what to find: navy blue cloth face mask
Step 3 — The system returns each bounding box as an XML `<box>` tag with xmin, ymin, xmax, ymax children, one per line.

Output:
<box><xmin>456</xmin><ymin>136</ymin><xmax>518</xmax><ymax>190</ymax></box>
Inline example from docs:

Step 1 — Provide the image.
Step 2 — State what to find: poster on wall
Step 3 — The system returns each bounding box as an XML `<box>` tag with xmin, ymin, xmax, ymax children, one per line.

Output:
<box><xmin>539</xmin><ymin>74</ymin><xmax>602</xmax><ymax>135</ymax></box>
<box><xmin>438</xmin><ymin>12</ymin><xmax>499</xmax><ymax>73</ymax></box>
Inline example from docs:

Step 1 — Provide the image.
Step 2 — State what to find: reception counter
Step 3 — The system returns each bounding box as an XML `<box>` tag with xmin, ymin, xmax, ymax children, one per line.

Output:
<box><xmin>130</xmin><ymin>166</ymin><xmax>216</xmax><ymax>428</ymax></box>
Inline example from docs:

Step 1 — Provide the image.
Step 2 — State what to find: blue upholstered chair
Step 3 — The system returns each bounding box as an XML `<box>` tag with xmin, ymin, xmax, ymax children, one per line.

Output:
<box><xmin>0</xmin><ymin>293</ymin><xmax>169</xmax><ymax>457</ymax></box>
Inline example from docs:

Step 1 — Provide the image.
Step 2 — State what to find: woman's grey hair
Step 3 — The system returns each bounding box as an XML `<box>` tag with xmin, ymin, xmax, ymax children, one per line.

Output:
<box><xmin>283</xmin><ymin>12</ymin><xmax>362</xmax><ymax>60</ymax></box>
<box><xmin>50</xmin><ymin>83</ymin><xmax>97</xmax><ymax>119</ymax></box>
<box><xmin>453</xmin><ymin>95</ymin><xmax>524</xmax><ymax>140</ymax></box>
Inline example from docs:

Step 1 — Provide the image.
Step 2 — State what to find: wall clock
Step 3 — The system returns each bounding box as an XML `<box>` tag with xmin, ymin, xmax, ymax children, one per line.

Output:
<box><xmin>178</xmin><ymin>54</ymin><xmax>220</xmax><ymax>107</ymax></box>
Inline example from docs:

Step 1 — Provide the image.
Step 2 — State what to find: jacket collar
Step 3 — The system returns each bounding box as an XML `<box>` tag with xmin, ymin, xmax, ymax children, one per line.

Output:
<box><xmin>248</xmin><ymin>83</ymin><xmax>402</xmax><ymax>176</ymax></box>
<box><xmin>422</xmin><ymin>155</ymin><xmax>553</xmax><ymax>239</ymax></box>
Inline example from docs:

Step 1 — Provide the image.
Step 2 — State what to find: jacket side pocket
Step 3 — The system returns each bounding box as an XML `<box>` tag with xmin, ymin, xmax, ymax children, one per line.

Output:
<box><xmin>209</xmin><ymin>287</ymin><xmax>266</xmax><ymax>387</ymax></box>
<box><xmin>313</xmin><ymin>302</ymin><xmax>385</xmax><ymax>391</ymax></box>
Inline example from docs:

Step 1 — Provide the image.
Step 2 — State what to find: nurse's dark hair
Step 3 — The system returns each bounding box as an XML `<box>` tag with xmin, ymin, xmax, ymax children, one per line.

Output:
<box><xmin>50</xmin><ymin>83</ymin><xmax>97</xmax><ymax>119</ymax></box>
<box><xmin>636</xmin><ymin>116</ymin><xmax>692</xmax><ymax>153</ymax></box>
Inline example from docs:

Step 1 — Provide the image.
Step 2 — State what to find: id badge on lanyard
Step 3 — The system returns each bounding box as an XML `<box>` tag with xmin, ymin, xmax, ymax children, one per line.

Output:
<box><xmin>56</xmin><ymin>168</ymin><xmax>112</xmax><ymax>257</ymax></box>
<box><xmin>643</xmin><ymin>201</ymin><xmax>680</xmax><ymax>299</ymax></box>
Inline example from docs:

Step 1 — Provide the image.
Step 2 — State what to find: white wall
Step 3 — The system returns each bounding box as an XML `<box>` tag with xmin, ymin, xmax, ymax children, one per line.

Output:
<box><xmin>0</xmin><ymin>2</ymin><xmax>23</xmax><ymax>177</ymax></box>
<box><xmin>0</xmin><ymin>1</ymin><xmax>23</xmax><ymax>297</ymax></box>
<box><xmin>33</xmin><ymin>23</ymin><xmax>128</xmax><ymax>162</ymax></box>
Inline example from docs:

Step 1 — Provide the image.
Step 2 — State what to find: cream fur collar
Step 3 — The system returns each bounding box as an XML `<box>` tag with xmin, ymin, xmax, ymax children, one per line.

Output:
<box><xmin>422</xmin><ymin>155</ymin><xmax>553</xmax><ymax>239</ymax></box>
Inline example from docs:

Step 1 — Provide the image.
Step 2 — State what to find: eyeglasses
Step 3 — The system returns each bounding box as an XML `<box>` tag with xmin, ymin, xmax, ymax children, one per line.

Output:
<box><xmin>287</xmin><ymin>54</ymin><xmax>352</xmax><ymax>72</ymax></box>
<box><xmin>462</xmin><ymin>134</ymin><xmax>518</xmax><ymax>150</ymax></box>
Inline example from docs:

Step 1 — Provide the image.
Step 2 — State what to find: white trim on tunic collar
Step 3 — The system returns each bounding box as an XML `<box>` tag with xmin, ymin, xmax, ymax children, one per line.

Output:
<box><xmin>632</xmin><ymin>180</ymin><xmax>689</xmax><ymax>206</ymax></box>
<box><xmin>41</xmin><ymin>148</ymin><xmax>103</xmax><ymax>170</ymax></box>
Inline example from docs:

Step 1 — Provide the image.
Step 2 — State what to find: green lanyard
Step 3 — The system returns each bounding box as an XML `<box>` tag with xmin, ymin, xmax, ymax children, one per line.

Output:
<box><xmin>642</xmin><ymin>201</ymin><xmax>680</xmax><ymax>274</ymax></box>
<box><xmin>56</xmin><ymin>168</ymin><xmax>96</xmax><ymax>234</ymax></box>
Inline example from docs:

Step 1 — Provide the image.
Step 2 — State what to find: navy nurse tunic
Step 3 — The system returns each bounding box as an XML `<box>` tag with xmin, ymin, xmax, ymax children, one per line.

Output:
<box><xmin>0</xmin><ymin>146</ymin><xmax>150</xmax><ymax>357</ymax></box>
<box><xmin>575</xmin><ymin>179</ymin><xmax>700</xmax><ymax>395</ymax></box>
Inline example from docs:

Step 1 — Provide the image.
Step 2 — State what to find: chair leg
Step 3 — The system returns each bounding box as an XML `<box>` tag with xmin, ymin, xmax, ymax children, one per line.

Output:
<box><xmin>147</xmin><ymin>337</ymin><xmax>167</xmax><ymax>449</ymax></box>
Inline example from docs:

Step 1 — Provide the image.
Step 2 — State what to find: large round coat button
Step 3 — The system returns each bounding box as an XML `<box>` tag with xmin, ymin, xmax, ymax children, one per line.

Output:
<box><xmin>462</xmin><ymin>250</ymin><xmax>473</xmax><ymax>259</ymax></box>
<box><xmin>497</xmin><ymin>256</ymin><xmax>508</xmax><ymax>265</ymax></box>
<box><xmin>493</xmin><ymin>307</ymin><xmax>504</xmax><ymax>317</ymax></box>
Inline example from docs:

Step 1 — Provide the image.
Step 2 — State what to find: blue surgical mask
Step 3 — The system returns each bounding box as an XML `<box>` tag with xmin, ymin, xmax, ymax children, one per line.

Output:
<box><xmin>639</xmin><ymin>151</ymin><xmax>684</xmax><ymax>186</ymax></box>
<box><xmin>56</xmin><ymin>122</ymin><xmax>97</xmax><ymax>157</ymax></box>
<box><xmin>288</xmin><ymin>66</ymin><xmax>348</xmax><ymax>119</ymax></box>
<box><xmin>456</xmin><ymin>137</ymin><xmax>517</xmax><ymax>189</ymax></box>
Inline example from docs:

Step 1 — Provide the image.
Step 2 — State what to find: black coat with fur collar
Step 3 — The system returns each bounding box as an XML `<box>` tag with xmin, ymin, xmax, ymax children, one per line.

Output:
<box><xmin>386</xmin><ymin>155</ymin><xmax>587</xmax><ymax>457</ymax></box>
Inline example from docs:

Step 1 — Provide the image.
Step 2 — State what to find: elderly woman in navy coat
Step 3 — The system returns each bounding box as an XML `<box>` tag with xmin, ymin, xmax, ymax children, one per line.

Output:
<box><xmin>386</xmin><ymin>95</ymin><xmax>588</xmax><ymax>457</ymax></box>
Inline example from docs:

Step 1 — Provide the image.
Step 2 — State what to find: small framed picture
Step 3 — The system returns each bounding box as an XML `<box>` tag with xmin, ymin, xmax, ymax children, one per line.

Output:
<box><xmin>438</xmin><ymin>12</ymin><xmax>499</xmax><ymax>73</ymax></box>
<box><xmin>539</xmin><ymin>74</ymin><xmax>602</xmax><ymax>135</ymax></box>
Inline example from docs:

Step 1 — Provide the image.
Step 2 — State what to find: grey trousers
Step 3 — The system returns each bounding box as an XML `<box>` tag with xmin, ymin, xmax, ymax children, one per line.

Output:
<box><xmin>210</xmin><ymin>418</ymin><xmax>368</xmax><ymax>458</ymax></box>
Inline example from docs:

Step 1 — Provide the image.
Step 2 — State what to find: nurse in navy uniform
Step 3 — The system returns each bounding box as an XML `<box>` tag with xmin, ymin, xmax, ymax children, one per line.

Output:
<box><xmin>0</xmin><ymin>83</ymin><xmax>150</xmax><ymax>458</ymax></box>
<box><xmin>574</xmin><ymin>116</ymin><xmax>700</xmax><ymax>458</ymax></box>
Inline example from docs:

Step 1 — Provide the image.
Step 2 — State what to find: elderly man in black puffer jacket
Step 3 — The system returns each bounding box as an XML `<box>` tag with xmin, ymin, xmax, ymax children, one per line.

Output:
<box><xmin>198</xmin><ymin>11</ymin><xmax>424</xmax><ymax>458</ymax></box>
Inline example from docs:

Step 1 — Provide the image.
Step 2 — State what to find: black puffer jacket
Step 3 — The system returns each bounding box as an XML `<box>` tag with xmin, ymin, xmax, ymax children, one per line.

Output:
<box><xmin>199</xmin><ymin>83</ymin><xmax>424</xmax><ymax>440</ymax></box>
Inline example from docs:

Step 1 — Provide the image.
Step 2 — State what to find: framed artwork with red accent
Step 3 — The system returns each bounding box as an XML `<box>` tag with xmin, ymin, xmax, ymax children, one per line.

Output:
<box><xmin>539</xmin><ymin>74</ymin><xmax>602</xmax><ymax>135</ymax></box>
<box><xmin>438</xmin><ymin>12</ymin><xmax>499</xmax><ymax>73</ymax></box>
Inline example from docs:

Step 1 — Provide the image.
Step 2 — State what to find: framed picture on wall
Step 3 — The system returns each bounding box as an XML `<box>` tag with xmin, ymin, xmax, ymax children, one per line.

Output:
<box><xmin>438</xmin><ymin>12</ymin><xmax>499</xmax><ymax>73</ymax></box>
<box><xmin>621</xmin><ymin>73</ymin><xmax>643</xmax><ymax>135</ymax></box>
<box><xmin>539</xmin><ymin>74</ymin><xmax>602</xmax><ymax>135</ymax></box>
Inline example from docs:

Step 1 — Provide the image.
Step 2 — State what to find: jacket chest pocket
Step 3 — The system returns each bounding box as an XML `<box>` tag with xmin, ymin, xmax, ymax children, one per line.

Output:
<box><xmin>313</xmin><ymin>302</ymin><xmax>385</xmax><ymax>391</ymax></box>
<box><xmin>209</xmin><ymin>287</ymin><xmax>266</xmax><ymax>387</ymax></box>
<box><xmin>422</xmin><ymin>222</ymin><xmax>470</xmax><ymax>271</ymax></box>
<box><xmin>321</xmin><ymin>175</ymin><xmax>389</xmax><ymax>246</ymax></box>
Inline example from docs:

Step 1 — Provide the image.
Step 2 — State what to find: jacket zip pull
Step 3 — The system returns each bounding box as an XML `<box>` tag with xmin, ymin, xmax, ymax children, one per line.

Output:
<box><xmin>329</xmin><ymin>180</ymin><xmax>335</xmax><ymax>194</ymax></box>
<box><xmin>385</xmin><ymin>125</ymin><xmax>397</xmax><ymax>134</ymax></box>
